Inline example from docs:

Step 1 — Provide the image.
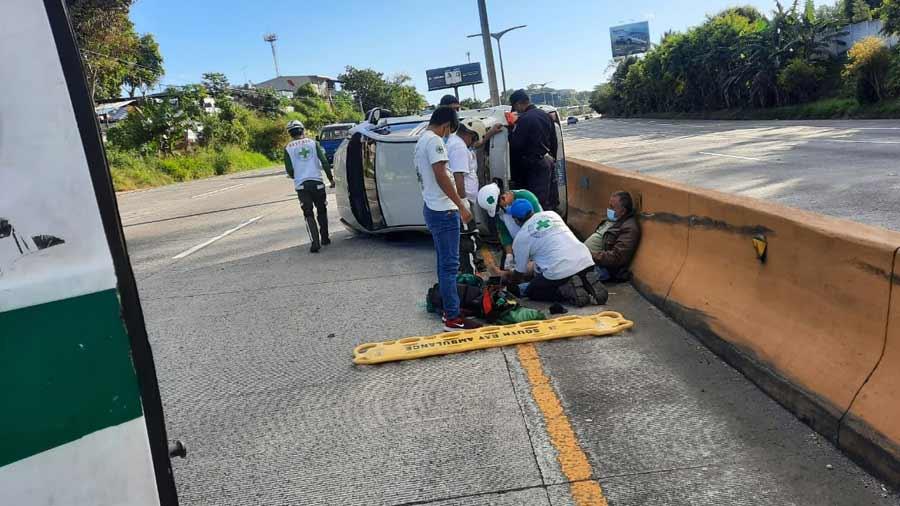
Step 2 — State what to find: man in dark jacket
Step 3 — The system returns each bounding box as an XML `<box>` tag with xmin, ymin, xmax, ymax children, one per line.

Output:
<box><xmin>584</xmin><ymin>191</ymin><xmax>641</xmax><ymax>282</ymax></box>
<box><xmin>507</xmin><ymin>89</ymin><xmax>559</xmax><ymax>211</ymax></box>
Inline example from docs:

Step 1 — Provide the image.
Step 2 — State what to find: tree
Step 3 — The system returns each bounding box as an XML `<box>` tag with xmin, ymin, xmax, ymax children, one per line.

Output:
<box><xmin>844</xmin><ymin>36</ymin><xmax>892</xmax><ymax>102</ymax></box>
<box><xmin>460</xmin><ymin>98</ymin><xmax>483</xmax><ymax>109</ymax></box>
<box><xmin>124</xmin><ymin>34</ymin><xmax>163</xmax><ymax>97</ymax></box>
<box><xmin>291</xmin><ymin>84</ymin><xmax>336</xmax><ymax>130</ymax></box>
<box><xmin>201</xmin><ymin>72</ymin><xmax>230</xmax><ymax>98</ymax></box>
<box><xmin>778</xmin><ymin>58</ymin><xmax>826</xmax><ymax>103</ymax></box>
<box><xmin>850</xmin><ymin>0</ymin><xmax>874</xmax><ymax>21</ymax></box>
<box><xmin>107</xmin><ymin>85</ymin><xmax>208</xmax><ymax>154</ymax></box>
<box><xmin>243</xmin><ymin>87</ymin><xmax>283</xmax><ymax>118</ymax></box>
<box><xmin>67</xmin><ymin>0</ymin><xmax>143</xmax><ymax>101</ymax></box>
<box><xmin>880</xmin><ymin>0</ymin><xmax>900</xmax><ymax>35</ymax></box>
<box><xmin>337</xmin><ymin>66</ymin><xmax>394</xmax><ymax>113</ymax></box>
<box><xmin>200</xmin><ymin>98</ymin><xmax>249</xmax><ymax>148</ymax></box>
<box><xmin>387</xmin><ymin>74</ymin><xmax>426</xmax><ymax>115</ymax></box>
<box><xmin>331</xmin><ymin>91</ymin><xmax>364</xmax><ymax>123</ymax></box>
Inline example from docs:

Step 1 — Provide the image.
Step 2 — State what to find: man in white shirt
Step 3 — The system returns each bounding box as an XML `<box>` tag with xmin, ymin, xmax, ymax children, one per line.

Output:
<box><xmin>497</xmin><ymin>200</ymin><xmax>607</xmax><ymax>306</ymax></box>
<box><xmin>415</xmin><ymin>107</ymin><xmax>480</xmax><ymax>331</ymax></box>
<box><xmin>284</xmin><ymin>120</ymin><xmax>334</xmax><ymax>253</ymax></box>
<box><xmin>447</xmin><ymin>120</ymin><xmax>485</xmax><ymax>274</ymax></box>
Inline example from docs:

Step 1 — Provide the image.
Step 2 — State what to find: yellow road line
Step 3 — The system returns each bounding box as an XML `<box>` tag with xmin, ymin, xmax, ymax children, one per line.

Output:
<box><xmin>517</xmin><ymin>343</ymin><xmax>608</xmax><ymax>506</ymax></box>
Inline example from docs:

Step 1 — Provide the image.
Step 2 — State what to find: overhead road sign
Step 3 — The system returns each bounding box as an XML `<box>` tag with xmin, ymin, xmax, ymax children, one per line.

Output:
<box><xmin>426</xmin><ymin>63</ymin><xmax>483</xmax><ymax>92</ymax></box>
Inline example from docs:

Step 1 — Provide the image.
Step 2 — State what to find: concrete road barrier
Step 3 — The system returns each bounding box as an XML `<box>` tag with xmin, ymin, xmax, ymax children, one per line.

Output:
<box><xmin>566</xmin><ymin>158</ymin><xmax>900</xmax><ymax>487</ymax></box>
<box><xmin>841</xmin><ymin>248</ymin><xmax>900</xmax><ymax>484</ymax></box>
<box><xmin>566</xmin><ymin>162</ymin><xmax>689</xmax><ymax>302</ymax></box>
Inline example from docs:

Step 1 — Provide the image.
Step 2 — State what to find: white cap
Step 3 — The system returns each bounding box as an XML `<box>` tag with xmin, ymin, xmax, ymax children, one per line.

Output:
<box><xmin>460</xmin><ymin>118</ymin><xmax>487</xmax><ymax>140</ymax></box>
<box><xmin>477</xmin><ymin>183</ymin><xmax>501</xmax><ymax>217</ymax></box>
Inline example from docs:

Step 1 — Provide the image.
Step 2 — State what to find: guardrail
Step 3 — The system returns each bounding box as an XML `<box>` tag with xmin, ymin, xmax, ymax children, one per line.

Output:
<box><xmin>566</xmin><ymin>158</ymin><xmax>900</xmax><ymax>487</ymax></box>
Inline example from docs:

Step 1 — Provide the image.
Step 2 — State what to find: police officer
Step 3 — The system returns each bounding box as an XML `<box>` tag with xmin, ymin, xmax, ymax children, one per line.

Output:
<box><xmin>284</xmin><ymin>120</ymin><xmax>335</xmax><ymax>253</ymax></box>
<box><xmin>507</xmin><ymin>89</ymin><xmax>559</xmax><ymax>211</ymax></box>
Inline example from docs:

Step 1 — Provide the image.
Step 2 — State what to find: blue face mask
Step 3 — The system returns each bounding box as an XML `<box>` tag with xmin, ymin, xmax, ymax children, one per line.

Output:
<box><xmin>607</xmin><ymin>208</ymin><xmax>617</xmax><ymax>221</ymax></box>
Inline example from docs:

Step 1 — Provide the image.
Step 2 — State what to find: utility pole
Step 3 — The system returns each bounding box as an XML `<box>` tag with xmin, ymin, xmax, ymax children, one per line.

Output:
<box><xmin>263</xmin><ymin>33</ymin><xmax>280</xmax><ymax>77</ymax></box>
<box><xmin>469</xmin><ymin>21</ymin><xmax>526</xmax><ymax>105</ymax></box>
<box><xmin>466</xmin><ymin>51</ymin><xmax>477</xmax><ymax>102</ymax></box>
<box><xmin>476</xmin><ymin>0</ymin><xmax>500</xmax><ymax>106</ymax></box>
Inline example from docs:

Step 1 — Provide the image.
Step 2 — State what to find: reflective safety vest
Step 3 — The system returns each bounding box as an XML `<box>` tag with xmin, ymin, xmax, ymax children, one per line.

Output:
<box><xmin>286</xmin><ymin>138</ymin><xmax>323</xmax><ymax>189</ymax></box>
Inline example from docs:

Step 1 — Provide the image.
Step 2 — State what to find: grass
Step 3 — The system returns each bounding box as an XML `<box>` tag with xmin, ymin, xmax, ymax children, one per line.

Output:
<box><xmin>618</xmin><ymin>97</ymin><xmax>900</xmax><ymax>121</ymax></box>
<box><xmin>109</xmin><ymin>146</ymin><xmax>274</xmax><ymax>191</ymax></box>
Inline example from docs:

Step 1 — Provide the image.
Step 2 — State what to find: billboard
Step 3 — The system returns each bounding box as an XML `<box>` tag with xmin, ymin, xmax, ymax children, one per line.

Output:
<box><xmin>426</xmin><ymin>63</ymin><xmax>483</xmax><ymax>91</ymax></box>
<box><xmin>610</xmin><ymin>21</ymin><xmax>650</xmax><ymax>58</ymax></box>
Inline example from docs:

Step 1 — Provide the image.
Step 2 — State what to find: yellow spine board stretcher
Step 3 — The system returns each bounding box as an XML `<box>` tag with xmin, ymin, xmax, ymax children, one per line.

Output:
<box><xmin>353</xmin><ymin>311</ymin><xmax>634</xmax><ymax>365</ymax></box>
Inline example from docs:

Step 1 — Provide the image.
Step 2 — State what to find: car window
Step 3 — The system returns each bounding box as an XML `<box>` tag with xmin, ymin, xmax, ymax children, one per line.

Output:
<box><xmin>320</xmin><ymin>128</ymin><xmax>349</xmax><ymax>141</ymax></box>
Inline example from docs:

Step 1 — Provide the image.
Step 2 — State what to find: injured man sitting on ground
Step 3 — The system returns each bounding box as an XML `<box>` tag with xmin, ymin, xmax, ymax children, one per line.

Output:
<box><xmin>583</xmin><ymin>190</ymin><xmax>642</xmax><ymax>282</ymax></box>
<box><xmin>491</xmin><ymin>199</ymin><xmax>608</xmax><ymax>307</ymax></box>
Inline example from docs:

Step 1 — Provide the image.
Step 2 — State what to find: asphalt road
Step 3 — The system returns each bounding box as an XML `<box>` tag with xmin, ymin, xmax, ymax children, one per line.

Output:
<box><xmin>564</xmin><ymin>118</ymin><xmax>900</xmax><ymax>231</ymax></box>
<box><xmin>120</xmin><ymin>168</ymin><xmax>898</xmax><ymax>505</ymax></box>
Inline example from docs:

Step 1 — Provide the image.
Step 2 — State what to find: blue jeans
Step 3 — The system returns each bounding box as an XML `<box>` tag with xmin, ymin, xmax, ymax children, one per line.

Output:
<box><xmin>594</xmin><ymin>266</ymin><xmax>611</xmax><ymax>282</ymax></box>
<box><xmin>423</xmin><ymin>205</ymin><xmax>461</xmax><ymax>318</ymax></box>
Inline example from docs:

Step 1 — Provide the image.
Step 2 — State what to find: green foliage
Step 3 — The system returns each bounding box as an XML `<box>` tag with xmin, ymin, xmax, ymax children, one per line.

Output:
<box><xmin>459</xmin><ymin>98</ymin><xmax>483</xmax><ymax>109</ymax></box>
<box><xmin>201</xmin><ymin>72</ymin><xmax>230</xmax><ymax>97</ymax></box>
<box><xmin>107</xmin><ymin>85</ymin><xmax>208</xmax><ymax>154</ymax></box>
<box><xmin>332</xmin><ymin>91</ymin><xmax>364</xmax><ymax>123</ymax></box>
<box><xmin>123</xmin><ymin>34</ymin><xmax>163</xmax><ymax>97</ymax></box>
<box><xmin>337</xmin><ymin>66</ymin><xmax>426</xmax><ymax>115</ymax></box>
<box><xmin>888</xmin><ymin>48</ymin><xmax>900</xmax><ymax>95</ymax></box>
<box><xmin>107</xmin><ymin>147</ymin><xmax>271</xmax><ymax>190</ymax></box>
<box><xmin>291</xmin><ymin>84</ymin><xmax>337</xmax><ymax>130</ymax></box>
<box><xmin>68</xmin><ymin>0</ymin><xmax>166</xmax><ymax>101</ymax></box>
<box><xmin>106</xmin><ymin>148</ymin><xmax>172</xmax><ymax>190</ymax></box>
<box><xmin>592</xmin><ymin>0</ymin><xmax>895</xmax><ymax>116</ymax></box>
<box><xmin>243</xmin><ymin>87</ymin><xmax>283</xmax><ymax>118</ymax></box>
<box><xmin>338</xmin><ymin>66</ymin><xmax>395</xmax><ymax>113</ymax></box>
<box><xmin>589</xmin><ymin>83</ymin><xmax>617</xmax><ymax>114</ymax></box>
<box><xmin>201</xmin><ymin>99</ymin><xmax>249</xmax><ymax>148</ymax></box>
<box><xmin>844</xmin><ymin>36</ymin><xmax>892</xmax><ymax>102</ymax></box>
<box><xmin>881</xmin><ymin>0</ymin><xmax>900</xmax><ymax>35</ymax></box>
<box><xmin>242</xmin><ymin>113</ymin><xmax>291</xmax><ymax>160</ymax></box>
<box><xmin>778</xmin><ymin>58</ymin><xmax>826</xmax><ymax>103</ymax></box>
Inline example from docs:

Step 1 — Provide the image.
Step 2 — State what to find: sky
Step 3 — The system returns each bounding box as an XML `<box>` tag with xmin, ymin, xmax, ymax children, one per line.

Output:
<box><xmin>130</xmin><ymin>0</ymin><xmax>821</xmax><ymax>104</ymax></box>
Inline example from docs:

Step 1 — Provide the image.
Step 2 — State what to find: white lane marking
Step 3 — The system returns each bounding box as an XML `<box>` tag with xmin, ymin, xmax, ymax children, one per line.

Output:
<box><xmin>191</xmin><ymin>183</ymin><xmax>245</xmax><ymax>199</ymax></box>
<box><xmin>812</xmin><ymin>139</ymin><xmax>900</xmax><ymax>145</ymax></box>
<box><xmin>172</xmin><ymin>215</ymin><xmax>263</xmax><ymax>260</ymax></box>
<box><xmin>698</xmin><ymin>151</ymin><xmax>765</xmax><ymax>161</ymax></box>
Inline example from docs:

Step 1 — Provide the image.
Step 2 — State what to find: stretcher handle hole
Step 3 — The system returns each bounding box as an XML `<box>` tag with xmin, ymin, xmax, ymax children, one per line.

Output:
<box><xmin>399</xmin><ymin>337</ymin><xmax>420</xmax><ymax>344</ymax></box>
<box><xmin>481</xmin><ymin>326</ymin><xmax>502</xmax><ymax>332</ymax></box>
<box><xmin>518</xmin><ymin>322</ymin><xmax>540</xmax><ymax>328</ymax></box>
<box><xmin>356</xmin><ymin>344</ymin><xmax>377</xmax><ymax>354</ymax></box>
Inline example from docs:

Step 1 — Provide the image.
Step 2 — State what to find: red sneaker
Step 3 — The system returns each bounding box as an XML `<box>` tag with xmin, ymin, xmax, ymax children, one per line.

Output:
<box><xmin>442</xmin><ymin>316</ymin><xmax>482</xmax><ymax>332</ymax></box>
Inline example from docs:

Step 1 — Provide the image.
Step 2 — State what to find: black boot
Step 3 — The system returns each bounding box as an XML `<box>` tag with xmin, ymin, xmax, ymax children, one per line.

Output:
<box><xmin>318</xmin><ymin>210</ymin><xmax>330</xmax><ymax>246</ymax></box>
<box><xmin>305</xmin><ymin>215</ymin><xmax>321</xmax><ymax>253</ymax></box>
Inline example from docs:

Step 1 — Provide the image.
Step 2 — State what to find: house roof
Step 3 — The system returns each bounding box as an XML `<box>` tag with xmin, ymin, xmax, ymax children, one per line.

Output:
<box><xmin>95</xmin><ymin>99</ymin><xmax>138</xmax><ymax>122</ymax></box>
<box><xmin>255</xmin><ymin>75</ymin><xmax>338</xmax><ymax>92</ymax></box>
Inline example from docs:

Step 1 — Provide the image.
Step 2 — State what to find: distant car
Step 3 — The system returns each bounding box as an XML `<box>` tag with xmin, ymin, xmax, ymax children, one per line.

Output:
<box><xmin>317</xmin><ymin>123</ymin><xmax>355</xmax><ymax>163</ymax></box>
<box><xmin>567</xmin><ymin>116</ymin><xmax>578</xmax><ymax>125</ymax></box>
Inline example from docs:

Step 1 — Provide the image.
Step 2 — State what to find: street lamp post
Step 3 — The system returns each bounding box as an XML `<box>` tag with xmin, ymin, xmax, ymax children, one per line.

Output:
<box><xmin>466</xmin><ymin>51</ymin><xmax>477</xmax><ymax>101</ymax></box>
<box><xmin>468</xmin><ymin>24</ymin><xmax>526</xmax><ymax>104</ymax></box>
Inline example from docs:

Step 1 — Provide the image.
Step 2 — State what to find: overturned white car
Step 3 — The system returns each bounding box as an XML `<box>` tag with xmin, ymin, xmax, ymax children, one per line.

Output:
<box><xmin>332</xmin><ymin>106</ymin><xmax>567</xmax><ymax>234</ymax></box>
